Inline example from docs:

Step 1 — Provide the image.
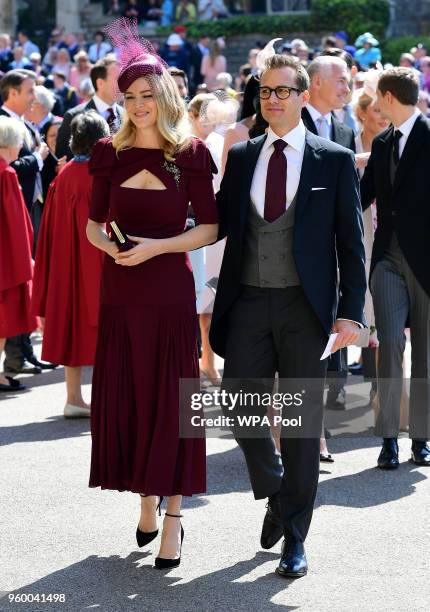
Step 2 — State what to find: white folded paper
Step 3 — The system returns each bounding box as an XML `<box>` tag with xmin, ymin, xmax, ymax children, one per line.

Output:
<box><xmin>320</xmin><ymin>333</ymin><xmax>338</xmax><ymax>360</ymax></box>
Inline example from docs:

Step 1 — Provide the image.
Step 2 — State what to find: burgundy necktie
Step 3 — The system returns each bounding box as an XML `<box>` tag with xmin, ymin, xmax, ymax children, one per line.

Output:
<box><xmin>264</xmin><ymin>139</ymin><xmax>287</xmax><ymax>222</ymax></box>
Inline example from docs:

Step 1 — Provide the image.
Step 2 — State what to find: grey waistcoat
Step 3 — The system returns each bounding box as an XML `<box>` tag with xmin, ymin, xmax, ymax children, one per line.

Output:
<box><xmin>241</xmin><ymin>194</ymin><xmax>301</xmax><ymax>288</ymax></box>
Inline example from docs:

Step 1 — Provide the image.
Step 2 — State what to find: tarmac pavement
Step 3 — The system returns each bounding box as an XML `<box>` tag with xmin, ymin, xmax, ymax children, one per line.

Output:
<box><xmin>0</xmin><ymin>342</ymin><xmax>429</xmax><ymax>612</ymax></box>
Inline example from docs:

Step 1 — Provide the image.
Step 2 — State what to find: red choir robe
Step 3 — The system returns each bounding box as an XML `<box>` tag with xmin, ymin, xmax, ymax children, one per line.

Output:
<box><xmin>0</xmin><ymin>158</ymin><xmax>37</xmax><ymax>337</ymax></box>
<box><xmin>32</xmin><ymin>160</ymin><xmax>104</xmax><ymax>366</ymax></box>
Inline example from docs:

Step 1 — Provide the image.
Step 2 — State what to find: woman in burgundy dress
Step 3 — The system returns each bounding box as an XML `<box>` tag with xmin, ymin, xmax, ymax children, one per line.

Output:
<box><xmin>86</xmin><ymin>19</ymin><xmax>218</xmax><ymax>569</ymax></box>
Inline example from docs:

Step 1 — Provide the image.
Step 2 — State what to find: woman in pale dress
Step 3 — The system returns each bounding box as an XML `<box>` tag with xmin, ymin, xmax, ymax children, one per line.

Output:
<box><xmin>354</xmin><ymin>86</ymin><xmax>389</xmax><ymax>341</ymax></box>
<box><xmin>188</xmin><ymin>93</ymin><xmax>226</xmax><ymax>380</ymax></box>
<box><xmin>201</xmin><ymin>39</ymin><xmax>226</xmax><ymax>91</ymax></box>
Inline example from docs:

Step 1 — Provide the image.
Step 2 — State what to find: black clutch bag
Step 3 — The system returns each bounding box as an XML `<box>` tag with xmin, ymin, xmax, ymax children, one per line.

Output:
<box><xmin>109</xmin><ymin>221</ymin><xmax>136</xmax><ymax>252</ymax></box>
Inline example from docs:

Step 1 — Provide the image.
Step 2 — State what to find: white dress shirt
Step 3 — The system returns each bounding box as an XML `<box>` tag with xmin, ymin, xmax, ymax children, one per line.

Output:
<box><xmin>306</xmin><ymin>103</ymin><xmax>332</xmax><ymax>140</ymax></box>
<box><xmin>396</xmin><ymin>107</ymin><xmax>421</xmax><ymax>158</ymax></box>
<box><xmin>250</xmin><ymin>121</ymin><xmax>306</xmax><ymax>218</ymax></box>
<box><xmin>92</xmin><ymin>94</ymin><xmax>120</xmax><ymax>130</ymax></box>
<box><xmin>251</xmin><ymin>118</ymin><xmax>363</xmax><ymax>330</ymax></box>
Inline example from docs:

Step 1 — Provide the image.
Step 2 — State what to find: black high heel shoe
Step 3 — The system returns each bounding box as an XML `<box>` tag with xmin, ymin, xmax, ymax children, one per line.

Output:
<box><xmin>136</xmin><ymin>495</ymin><xmax>163</xmax><ymax>548</ymax></box>
<box><xmin>154</xmin><ymin>512</ymin><xmax>184</xmax><ymax>569</ymax></box>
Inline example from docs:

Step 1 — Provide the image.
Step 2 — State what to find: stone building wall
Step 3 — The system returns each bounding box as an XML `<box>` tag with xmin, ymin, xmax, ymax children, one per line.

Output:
<box><xmin>390</xmin><ymin>0</ymin><xmax>430</xmax><ymax>36</ymax></box>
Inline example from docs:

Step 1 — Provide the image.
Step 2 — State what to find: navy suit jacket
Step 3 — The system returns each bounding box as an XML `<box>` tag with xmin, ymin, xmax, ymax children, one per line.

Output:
<box><xmin>55</xmin><ymin>98</ymin><xmax>124</xmax><ymax>159</ymax></box>
<box><xmin>361</xmin><ymin>113</ymin><xmax>430</xmax><ymax>297</ymax></box>
<box><xmin>209</xmin><ymin>130</ymin><xmax>366</xmax><ymax>358</ymax></box>
<box><xmin>301</xmin><ymin>107</ymin><xmax>356</xmax><ymax>152</ymax></box>
<box><xmin>0</xmin><ymin>108</ymin><xmax>41</xmax><ymax>212</ymax></box>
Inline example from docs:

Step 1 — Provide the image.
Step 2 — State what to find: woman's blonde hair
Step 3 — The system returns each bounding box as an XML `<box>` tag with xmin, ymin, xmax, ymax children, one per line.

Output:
<box><xmin>188</xmin><ymin>93</ymin><xmax>217</xmax><ymax>118</ymax></box>
<box><xmin>209</xmin><ymin>40</ymin><xmax>221</xmax><ymax>66</ymax></box>
<box><xmin>352</xmin><ymin>89</ymin><xmax>374</xmax><ymax>123</ymax></box>
<box><xmin>112</xmin><ymin>68</ymin><xmax>191</xmax><ymax>161</ymax></box>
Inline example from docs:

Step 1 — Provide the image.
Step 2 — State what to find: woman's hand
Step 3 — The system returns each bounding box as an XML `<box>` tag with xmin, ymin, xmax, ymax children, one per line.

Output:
<box><xmin>105</xmin><ymin>241</ymin><xmax>119</xmax><ymax>259</ymax></box>
<box><xmin>355</xmin><ymin>152</ymin><xmax>371</xmax><ymax>170</ymax></box>
<box><xmin>114</xmin><ymin>235</ymin><xmax>162</xmax><ymax>266</ymax></box>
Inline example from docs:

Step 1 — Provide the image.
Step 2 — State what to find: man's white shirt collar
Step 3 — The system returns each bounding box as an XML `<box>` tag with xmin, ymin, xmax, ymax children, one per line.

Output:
<box><xmin>263</xmin><ymin>121</ymin><xmax>306</xmax><ymax>154</ymax></box>
<box><xmin>306</xmin><ymin>103</ymin><xmax>332</xmax><ymax>126</ymax></box>
<box><xmin>397</xmin><ymin>107</ymin><xmax>421</xmax><ymax>140</ymax></box>
<box><xmin>92</xmin><ymin>94</ymin><xmax>115</xmax><ymax>114</ymax></box>
<box><xmin>1</xmin><ymin>105</ymin><xmax>22</xmax><ymax>120</ymax></box>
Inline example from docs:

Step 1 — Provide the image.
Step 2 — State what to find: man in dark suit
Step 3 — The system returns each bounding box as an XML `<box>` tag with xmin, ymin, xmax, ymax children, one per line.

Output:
<box><xmin>0</xmin><ymin>69</ymin><xmax>55</xmax><ymax>374</ymax></box>
<box><xmin>190</xmin><ymin>35</ymin><xmax>210</xmax><ymax>94</ymax></box>
<box><xmin>210</xmin><ymin>54</ymin><xmax>366</xmax><ymax>578</ymax></box>
<box><xmin>302</xmin><ymin>55</ymin><xmax>356</xmax><ymax>421</ymax></box>
<box><xmin>361</xmin><ymin>67</ymin><xmax>430</xmax><ymax>468</ymax></box>
<box><xmin>302</xmin><ymin>56</ymin><xmax>355</xmax><ymax>151</ymax></box>
<box><xmin>56</xmin><ymin>55</ymin><xmax>122</xmax><ymax>159</ymax></box>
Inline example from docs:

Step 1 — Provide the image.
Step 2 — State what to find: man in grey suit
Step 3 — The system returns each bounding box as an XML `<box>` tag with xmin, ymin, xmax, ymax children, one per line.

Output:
<box><xmin>361</xmin><ymin>67</ymin><xmax>430</xmax><ymax>469</ymax></box>
<box><xmin>56</xmin><ymin>55</ymin><xmax>122</xmax><ymax>159</ymax></box>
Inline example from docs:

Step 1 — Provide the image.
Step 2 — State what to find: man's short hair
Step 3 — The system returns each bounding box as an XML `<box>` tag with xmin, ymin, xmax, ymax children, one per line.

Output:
<box><xmin>378</xmin><ymin>67</ymin><xmax>419</xmax><ymax>105</ymax></box>
<box><xmin>259</xmin><ymin>54</ymin><xmax>310</xmax><ymax>92</ymax></box>
<box><xmin>0</xmin><ymin>69</ymin><xmax>36</xmax><ymax>101</ymax></box>
<box><xmin>90</xmin><ymin>55</ymin><xmax>118</xmax><ymax>91</ymax></box>
<box><xmin>168</xmin><ymin>66</ymin><xmax>189</xmax><ymax>87</ymax></box>
<box><xmin>307</xmin><ymin>55</ymin><xmax>348</xmax><ymax>82</ymax></box>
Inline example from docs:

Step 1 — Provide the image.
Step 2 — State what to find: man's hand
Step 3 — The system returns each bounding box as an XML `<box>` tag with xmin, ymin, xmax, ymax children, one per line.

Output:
<box><xmin>56</xmin><ymin>155</ymin><xmax>67</xmax><ymax>173</ymax></box>
<box><xmin>331</xmin><ymin>319</ymin><xmax>360</xmax><ymax>353</ymax></box>
<box><xmin>36</xmin><ymin>142</ymin><xmax>50</xmax><ymax>160</ymax></box>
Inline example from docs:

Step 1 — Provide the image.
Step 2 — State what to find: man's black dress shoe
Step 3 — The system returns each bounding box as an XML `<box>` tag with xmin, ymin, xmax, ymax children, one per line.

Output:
<box><xmin>26</xmin><ymin>355</ymin><xmax>58</xmax><ymax>370</ymax></box>
<box><xmin>4</xmin><ymin>361</ymin><xmax>42</xmax><ymax>375</ymax></box>
<box><xmin>260</xmin><ymin>492</ymin><xmax>283</xmax><ymax>550</ymax></box>
<box><xmin>377</xmin><ymin>438</ymin><xmax>399</xmax><ymax>469</ymax></box>
<box><xmin>411</xmin><ymin>440</ymin><xmax>430</xmax><ymax>466</ymax></box>
<box><xmin>0</xmin><ymin>376</ymin><xmax>26</xmax><ymax>392</ymax></box>
<box><xmin>276</xmin><ymin>539</ymin><xmax>307</xmax><ymax>578</ymax></box>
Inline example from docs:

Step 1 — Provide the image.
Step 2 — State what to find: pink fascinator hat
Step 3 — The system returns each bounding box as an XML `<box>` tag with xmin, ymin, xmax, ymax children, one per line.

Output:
<box><xmin>104</xmin><ymin>17</ymin><xmax>165</xmax><ymax>93</ymax></box>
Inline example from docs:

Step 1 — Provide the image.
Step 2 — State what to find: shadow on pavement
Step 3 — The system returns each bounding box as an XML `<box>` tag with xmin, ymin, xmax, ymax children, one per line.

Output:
<box><xmin>315</xmin><ymin>460</ymin><xmax>427</xmax><ymax>509</ymax></box>
<box><xmin>0</xmin><ymin>551</ymin><xmax>300</xmax><ymax>612</ymax></box>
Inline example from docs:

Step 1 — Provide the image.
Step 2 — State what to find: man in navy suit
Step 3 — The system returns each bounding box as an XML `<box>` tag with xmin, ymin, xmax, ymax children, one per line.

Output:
<box><xmin>56</xmin><ymin>56</ymin><xmax>122</xmax><ymax>159</ymax></box>
<box><xmin>302</xmin><ymin>55</ymin><xmax>356</xmax><ymax>417</ymax></box>
<box><xmin>361</xmin><ymin>67</ymin><xmax>430</xmax><ymax>468</ymax></box>
<box><xmin>210</xmin><ymin>54</ymin><xmax>366</xmax><ymax>578</ymax></box>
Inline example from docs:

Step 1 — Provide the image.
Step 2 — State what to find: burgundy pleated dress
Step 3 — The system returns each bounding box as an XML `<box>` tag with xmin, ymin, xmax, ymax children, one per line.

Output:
<box><xmin>88</xmin><ymin>137</ymin><xmax>218</xmax><ymax>496</ymax></box>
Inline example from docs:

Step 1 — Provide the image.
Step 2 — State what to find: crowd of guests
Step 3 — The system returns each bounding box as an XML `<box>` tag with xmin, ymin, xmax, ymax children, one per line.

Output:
<box><xmin>1</xmin><ymin>14</ymin><xmax>430</xmax><ymax>576</ymax></box>
<box><xmin>106</xmin><ymin>0</ymin><xmax>230</xmax><ymax>24</ymax></box>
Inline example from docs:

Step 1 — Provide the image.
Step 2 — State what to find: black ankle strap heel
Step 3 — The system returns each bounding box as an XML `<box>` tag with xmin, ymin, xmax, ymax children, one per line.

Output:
<box><xmin>154</xmin><ymin>512</ymin><xmax>184</xmax><ymax>569</ymax></box>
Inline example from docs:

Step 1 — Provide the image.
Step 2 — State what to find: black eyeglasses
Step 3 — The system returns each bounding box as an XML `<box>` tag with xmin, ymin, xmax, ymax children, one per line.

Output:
<box><xmin>258</xmin><ymin>86</ymin><xmax>302</xmax><ymax>100</ymax></box>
